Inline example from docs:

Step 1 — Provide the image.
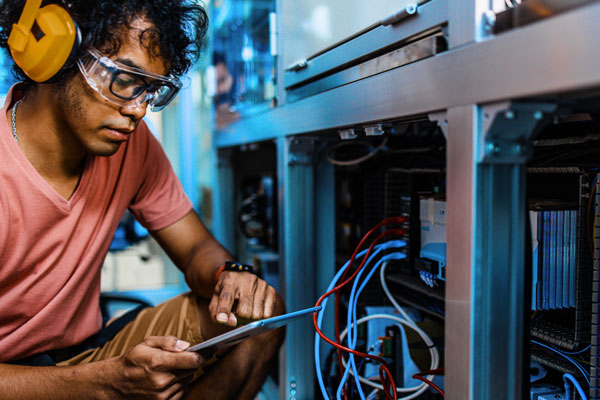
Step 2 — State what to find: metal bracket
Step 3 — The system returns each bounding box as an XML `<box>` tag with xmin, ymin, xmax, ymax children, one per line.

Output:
<box><xmin>480</xmin><ymin>102</ymin><xmax>556</xmax><ymax>164</ymax></box>
<box><xmin>338</xmin><ymin>128</ymin><xmax>357</xmax><ymax>140</ymax></box>
<box><xmin>428</xmin><ymin>111</ymin><xmax>448</xmax><ymax>138</ymax></box>
<box><xmin>288</xmin><ymin>137</ymin><xmax>316</xmax><ymax>166</ymax></box>
<box><xmin>364</xmin><ymin>124</ymin><xmax>385</xmax><ymax>136</ymax></box>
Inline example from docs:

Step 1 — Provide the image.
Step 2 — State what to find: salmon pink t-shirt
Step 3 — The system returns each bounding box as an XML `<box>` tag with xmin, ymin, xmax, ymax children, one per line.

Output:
<box><xmin>0</xmin><ymin>86</ymin><xmax>193</xmax><ymax>362</ymax></box>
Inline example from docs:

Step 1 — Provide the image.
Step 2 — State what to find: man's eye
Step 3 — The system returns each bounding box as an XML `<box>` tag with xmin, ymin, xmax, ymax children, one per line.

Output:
<box><xmin>115</xmin><ymin>77</ymin><xmax>135</xmax><ymax>86</ymax></box>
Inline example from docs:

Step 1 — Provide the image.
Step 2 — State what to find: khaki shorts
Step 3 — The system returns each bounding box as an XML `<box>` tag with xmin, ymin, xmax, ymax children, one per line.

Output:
<box><xmin>58</xmin><ymin>292</ymin><xmax>210</xmax><ymax>377</ymax></box>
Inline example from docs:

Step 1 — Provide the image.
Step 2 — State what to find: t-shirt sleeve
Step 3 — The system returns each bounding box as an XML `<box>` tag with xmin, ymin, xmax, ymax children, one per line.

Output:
<box><xmin>128</xmin><ymin>122</ymin><xmax>193</xmax><ymax>231</ymax></box>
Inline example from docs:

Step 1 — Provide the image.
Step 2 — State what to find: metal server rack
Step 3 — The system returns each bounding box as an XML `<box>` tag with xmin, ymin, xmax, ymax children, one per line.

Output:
<box><xmin>211</xmin><ymin>1</ymin><xmax>600</xmax><ymax>399</ymax></box>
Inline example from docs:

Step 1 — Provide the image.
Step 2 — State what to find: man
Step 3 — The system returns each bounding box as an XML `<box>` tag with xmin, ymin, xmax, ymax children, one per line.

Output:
<box><xmin>0</xmin><ymin>0</ymin><xmax>284</xmax><ymax>399</ymax></box>
<box><xmin>213</xmin><ymin>52</ymin><xmax>240</xmax><ymax>130</ymax></box>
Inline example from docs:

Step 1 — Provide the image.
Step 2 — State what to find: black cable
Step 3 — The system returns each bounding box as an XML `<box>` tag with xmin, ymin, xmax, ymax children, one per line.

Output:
<box><xmin>323</xmin><ymin>346</ymin><xmax>337</xmax><ymax>399</ymax></box>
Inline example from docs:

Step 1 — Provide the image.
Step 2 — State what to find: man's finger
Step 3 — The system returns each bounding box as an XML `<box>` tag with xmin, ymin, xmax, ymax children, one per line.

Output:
<box><xmin>215</xmin><ymin>279</ymin><xmax>236</xmax><ymax>324</ymax></box>
<box><xmin>208</xmin><ymin>294</ymin><xmax>219</xmax><ymax>321</ymax></box>
<box><xmin>251</xmin><ymin>279</ymin><xmax>268</xmax><ymax>320</ymax></box>
<box><xmin>236</xmin><ymin>274</ymin><xmax>258</xmax><ymax>320</ymax></box>
<box><xmin>164</xmin><ymin>381</ymin><xmax>188</xmax><ymax>400</ymax></box>
<box><xmin>150</xmin><ymin>350</ymin><xmax>203</xmax><ymax>371</ymax></box>
<box><xmin>263</xmin><ymin>286</ymin><xmax>277</xmax><ymax>319</ymax></box>
<box><xmin>143</xmin><ymin>336</ymin><xmax>179</xmax><ymax>351</ymax></box>
<box><xmin>141</xmin><ymin>336</ymin><xmax>203</xmax><ymax>370</ymax></box>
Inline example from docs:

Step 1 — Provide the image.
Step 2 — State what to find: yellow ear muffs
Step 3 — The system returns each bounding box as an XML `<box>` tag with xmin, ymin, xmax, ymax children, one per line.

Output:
<box><xmin>7</xmin><ymin>0</ymin><xmax>80</xmax><ymax>83</ymax></box>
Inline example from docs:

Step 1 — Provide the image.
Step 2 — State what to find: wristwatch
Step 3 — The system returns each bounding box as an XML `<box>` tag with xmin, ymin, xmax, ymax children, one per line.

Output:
<box><xmin>214</xmin><ymin>260</ymin><xmax>255</xmax><ymax>283</ymax></box>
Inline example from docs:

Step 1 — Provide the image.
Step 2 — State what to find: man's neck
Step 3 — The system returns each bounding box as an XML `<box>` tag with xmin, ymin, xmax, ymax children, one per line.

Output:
<box><xmin>9</xmin><ymin>85</ymin><xmax>87</xmax><ymax>200</ymax></box>
<box><xmin>13</xmin><ymin>85</ymin><xmax>86</xmax><ymax>180</ymax></box>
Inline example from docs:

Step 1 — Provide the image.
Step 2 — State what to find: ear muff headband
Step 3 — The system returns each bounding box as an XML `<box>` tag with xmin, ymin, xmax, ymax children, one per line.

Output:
<box><xmin>7</xmin><ymin>0</ymin><xmax>81</xmax><ymax>82</ymax></box>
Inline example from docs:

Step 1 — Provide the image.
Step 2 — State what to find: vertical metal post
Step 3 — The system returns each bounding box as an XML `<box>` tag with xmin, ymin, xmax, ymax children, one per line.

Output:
<box><xmin>445</xmin><ymin>105</ymin><xmax>477</xmax><ymax>400</ymax></box>
<box><xmin>277</xmin><ymin>136</ymin><xmax>317</xmax><ymax>399</ymax></box>
<box><xmin>448</xmin><ymin>0</ymin><xmax>491</xmax><ymax>48</ymax></box>
<box><xmin>212</xmin><ymin>148</ymin><xmax>236</xmax><ymax>251</ymax></box>
<box><xmin>446</xmin><ymin>102</ymin><xmax>553</xmax><ymax>400</ymax></box>
<box><xmin>472</xmin><ymin>151</ymin><xmax>527</xmax><ymax>400</ymax></box>
<box><xmin>314</xmin><ymin>144</ymin><xmax>336</xmax><ymax>363</ymax></box>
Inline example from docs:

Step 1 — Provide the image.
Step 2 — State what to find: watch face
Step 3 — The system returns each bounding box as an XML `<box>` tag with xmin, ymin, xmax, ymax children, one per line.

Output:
<box><xmin>225</xmin><ymin>261</ymin><xmax>254</xmax><ymax>274</ymax></box>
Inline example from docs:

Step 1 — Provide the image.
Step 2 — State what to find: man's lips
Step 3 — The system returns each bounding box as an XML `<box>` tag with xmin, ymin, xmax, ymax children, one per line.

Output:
<box><xmin>104</xmin><ymin>127</ymin><xmax>134</xmax><ymax>141</ymax></box>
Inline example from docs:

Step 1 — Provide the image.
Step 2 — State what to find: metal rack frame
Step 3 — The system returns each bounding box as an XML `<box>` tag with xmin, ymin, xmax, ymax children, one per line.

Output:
<box><xmin>212</xmin><ymin>2</ymin><xmax>600</xmax><ymax>399</ymax></box>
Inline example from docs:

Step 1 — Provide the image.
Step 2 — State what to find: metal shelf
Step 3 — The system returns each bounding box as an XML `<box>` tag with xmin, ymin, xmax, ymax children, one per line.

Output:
<box><xmin>214</xmin><ymin>2</ymin><xmax>600</xmax><ymax>149</ymax></box>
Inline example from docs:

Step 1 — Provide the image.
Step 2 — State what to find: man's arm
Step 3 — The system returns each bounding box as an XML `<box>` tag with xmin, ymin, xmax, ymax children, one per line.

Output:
<box><xmin>0</xmin><ymin>362</ymin><xmax>103</xmax><ymax>400</ymax></box>
<box><xmin>0</xmin><ymin>336</ymin><xmax>202</xmax><ymax>400</ymax></box>
<box><xmin>152</xmin><ymin>210</ymin><xmax>280</xmax><ymax>326</ymax></box>
<box><xmin>152</xmin><ymin>210</ymin><xmax>232</xmax><ymax>297</ymax></box>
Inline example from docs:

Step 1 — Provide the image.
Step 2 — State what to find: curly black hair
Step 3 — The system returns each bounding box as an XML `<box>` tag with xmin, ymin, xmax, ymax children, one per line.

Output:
<box><xmin>0</xmin><ymin>0</ymin><xmax>208</xmax><ymax>87</ymax></box>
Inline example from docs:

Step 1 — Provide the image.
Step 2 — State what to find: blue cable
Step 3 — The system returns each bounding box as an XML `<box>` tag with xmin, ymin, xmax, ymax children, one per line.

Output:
<box><xmin>315</xmin><ymin>241</ymin><xmax>406</xmax><ymax>400</ymax></box>
<box><xmin>343</xmin><ymin>252</ymin><xmax>406</xmax><ymax>398</ymax></box>
<box><xmin>336</xmin><ymin>250</ymin><xmax>383</xmax><ymax>400</ymax></box>
<box><xmin>338</xmin><ymin>250</ymin><xmax>406</xmax><ymax>399</ymax></box>
<box><xmin>531</xmin><ymin>340</ymin><xmax>590</xmax><ymax>386</ymax></box>
<box><xmin>340</xmin><ymin>245</ymin><xmax>406</xmax><ymax>399</ymax></box>
<box><xmin>563</xmin><ymin>373</ymin><xmax>588</xmax><ymax>400</ymax></box>
<box><xmin>315</xmin><ymin>245</ymin><xmax>378</xmax><ymax>400</ymax></box>
<box><xmin>350</xmin><ymin>254</ymin><xmax>406</xmax><ymax>389</ymax></box>
<box><xmin>560</xmin><ymin>345</ymin><xmax>591</xmax><ymax>355</ymax></box>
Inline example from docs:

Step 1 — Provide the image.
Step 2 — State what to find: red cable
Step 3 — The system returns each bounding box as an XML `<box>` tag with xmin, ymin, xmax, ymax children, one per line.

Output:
<box><xmin>412</xmin><ymin>375</ymin><xmax>445</xmax><ymax>397</ymax></box>
<box><xmin>314</xmin><ymin>221</ymin><xmax>406</xmax><ymax>400</ymax></box>
<box><xmin>314</xmin><ymin>315</ymin><xmax>397</xmax><ymax>399</ymax></box>
<box><xmin>333</xmin><ymin>217</ymin><xmax>406</xmax><ymax>398</ymax></box>
<box><xmin>317</xmin><ymin>230</ymin><xmax>402</xmax><ymax>399</ymax></box>
<box><xmin>412</xmin><ymin>368</ymin><xmax>445</xmax><ymax>397</ymax></box>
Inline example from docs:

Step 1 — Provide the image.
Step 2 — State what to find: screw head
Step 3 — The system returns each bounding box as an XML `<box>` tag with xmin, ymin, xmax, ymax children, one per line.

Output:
<box><xmin>515</xmin><ymin>143</ymin><xmax>524</xmax><ymax>154</ymax></box>
<box><xmin>486</xmin><ymin>142</ymin><xmax>501</xmax><ymax>155</ymax></box>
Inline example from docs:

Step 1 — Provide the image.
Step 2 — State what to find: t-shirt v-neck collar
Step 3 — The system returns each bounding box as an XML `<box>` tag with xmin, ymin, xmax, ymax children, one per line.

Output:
<box><xmin>2</xmin><ymin>90</ymin><xmax>93</xmax><ymax>212</ymax></box>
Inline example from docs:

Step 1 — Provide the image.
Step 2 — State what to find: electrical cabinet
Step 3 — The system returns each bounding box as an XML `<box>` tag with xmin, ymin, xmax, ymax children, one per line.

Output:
<box><xmin>211</xmin><ymin>1</ymin><xmax>600</xmax><ymax>399</ymax></box>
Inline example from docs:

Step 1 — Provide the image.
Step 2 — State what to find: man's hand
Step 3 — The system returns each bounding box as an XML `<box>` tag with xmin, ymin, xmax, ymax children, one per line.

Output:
<box><xmin>109</xmin><ymin>336</ymin><xmax>203</xmax><ymax>400</ymax></box>
<box><xmin>209</xmin><ymin>272</ymin><xmax>277</xmax><ymax>327</ymax></box>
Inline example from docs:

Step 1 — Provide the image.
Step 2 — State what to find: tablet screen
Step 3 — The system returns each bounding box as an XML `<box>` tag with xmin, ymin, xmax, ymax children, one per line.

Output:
<box><xmin>187</xmin><ymin>306</ymin><xmax>321</xmax><ymax>356</ymax></box>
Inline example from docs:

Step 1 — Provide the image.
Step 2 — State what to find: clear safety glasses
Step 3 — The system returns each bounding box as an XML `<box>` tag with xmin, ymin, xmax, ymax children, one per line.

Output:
<box><xmin>76</xmin><ymin>48</ymin><xmax>182</xmax><ymax>112</ymax></box>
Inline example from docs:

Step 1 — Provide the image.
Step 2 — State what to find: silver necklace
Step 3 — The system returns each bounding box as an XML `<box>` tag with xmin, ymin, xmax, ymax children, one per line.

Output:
<box><xmin>11</xmin><ymin>99</ymin><xmax>22</xmax><ymax>143</ymax></box>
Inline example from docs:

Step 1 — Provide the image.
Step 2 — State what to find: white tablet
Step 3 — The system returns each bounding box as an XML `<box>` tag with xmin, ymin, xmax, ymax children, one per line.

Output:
<box><xmin>187</xmin><ymin>306</ymin><xmax>321</xmax><ymax>358</ymax></box>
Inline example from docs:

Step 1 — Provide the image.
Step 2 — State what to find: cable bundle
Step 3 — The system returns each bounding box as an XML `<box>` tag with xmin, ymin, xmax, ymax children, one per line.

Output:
<box><xmin>313</xmin><ymin>217</ymin><xmax>443</xmax><ymax>399</ymax></box>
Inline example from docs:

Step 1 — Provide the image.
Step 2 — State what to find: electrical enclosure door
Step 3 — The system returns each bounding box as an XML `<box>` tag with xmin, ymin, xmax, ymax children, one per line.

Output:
<box><xmin>281</xmin><ymin>0</ymin><xmax>422</xmax><ymax>69</ymax></box>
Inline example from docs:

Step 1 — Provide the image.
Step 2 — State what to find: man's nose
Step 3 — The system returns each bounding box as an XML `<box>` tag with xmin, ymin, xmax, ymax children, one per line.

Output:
<box><xmin>119</xmin><ymin>99</ymin><xmax>148</xmax><ymax>121</ymax></box>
